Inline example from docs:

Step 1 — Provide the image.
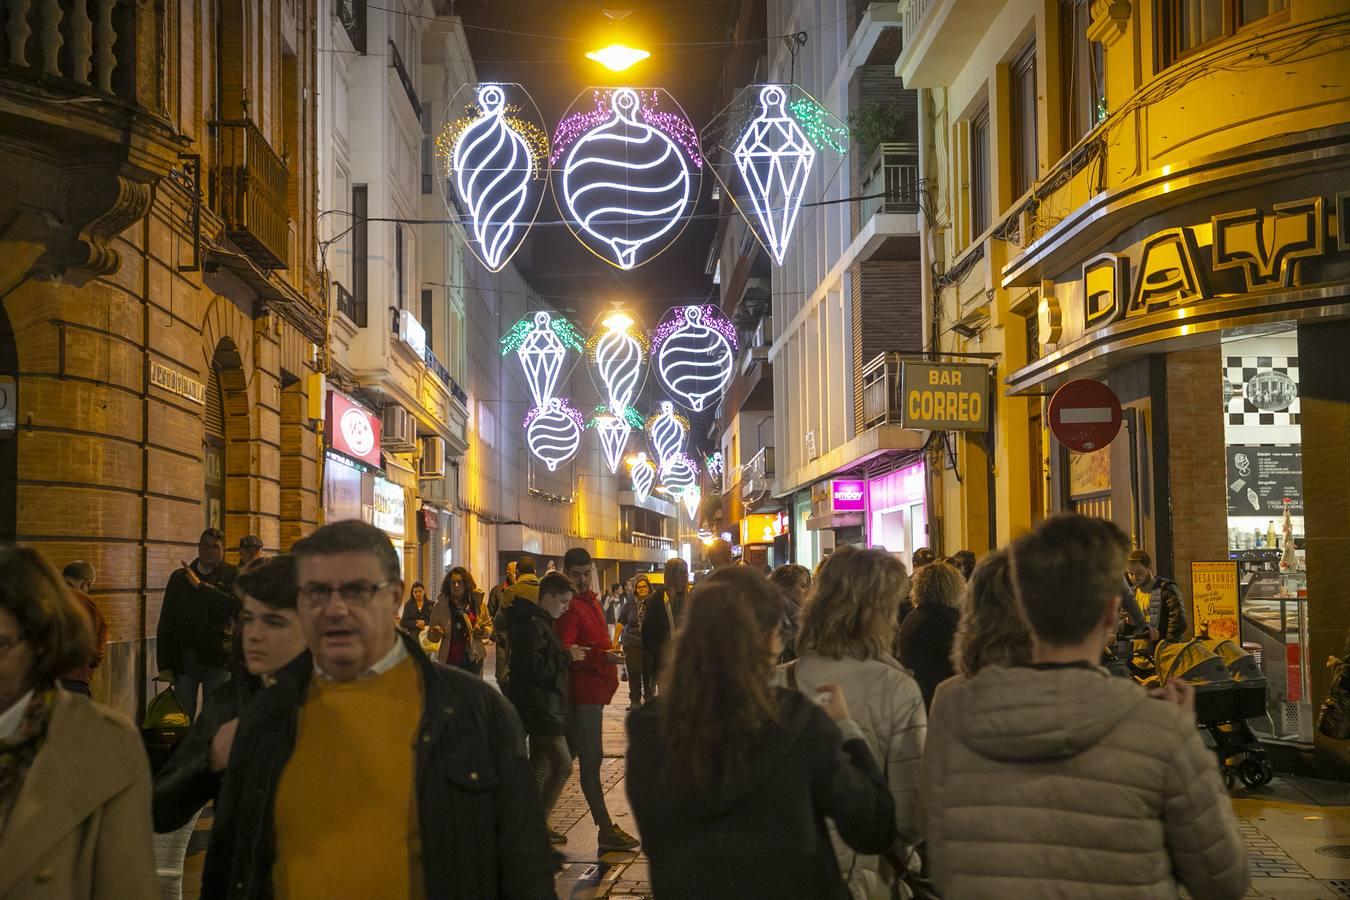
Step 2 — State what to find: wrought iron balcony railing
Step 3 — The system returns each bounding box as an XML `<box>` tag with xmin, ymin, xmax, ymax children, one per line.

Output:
<box><xmin>211</xmin><ymin>119</ymin><xmax>290</xmax><ymax>269</ymax></box>
<box><xmin>387</xmin><ymin>39</ymin><xmax>420</xmax><ymax>116</ymax></box>
<box><xmin>333</xmin><ymin>281</ymin><xmax>362</xmax><ymax>325</ymax></box>
<box><xmin>859</xmin><ymin>143</ymin><xmax>920</xmax><ymax>220</ymax></box>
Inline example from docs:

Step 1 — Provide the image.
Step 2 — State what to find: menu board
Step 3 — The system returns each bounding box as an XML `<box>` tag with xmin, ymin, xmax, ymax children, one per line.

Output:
<box><xmin>1226</xmin><ymin>445</ymin><xmax>1302</xmax><ymax>515</ymax></box>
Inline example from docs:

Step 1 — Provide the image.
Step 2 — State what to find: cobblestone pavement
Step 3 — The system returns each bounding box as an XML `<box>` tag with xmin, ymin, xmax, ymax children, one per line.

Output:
<box><xmin>179</xmin><ymin>658</ymin><xmax>1350</xmax><ymax>898</ymax></box>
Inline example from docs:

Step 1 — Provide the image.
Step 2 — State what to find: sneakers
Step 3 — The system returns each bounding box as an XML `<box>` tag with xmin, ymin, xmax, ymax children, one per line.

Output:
<box><xmin>546</xmin><ymin>827</ymin><xmax>567</xmax><ymax>845</ymax></box>
<box><xmin>597</xmin><ymin>823</ymin><xmax>640</xmax><ymax>852</ymax></box>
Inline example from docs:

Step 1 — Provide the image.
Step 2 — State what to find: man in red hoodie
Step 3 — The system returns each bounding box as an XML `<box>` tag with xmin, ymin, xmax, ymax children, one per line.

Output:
<box><xmin>557</xmin><ymin>547</ymin><xmax>640</xmax><ymax>852</ymax></box>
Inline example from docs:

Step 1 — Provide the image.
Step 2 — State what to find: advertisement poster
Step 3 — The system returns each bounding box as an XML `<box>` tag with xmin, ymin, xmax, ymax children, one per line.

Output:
<box><xmin>1226</xmin><ymin>445</ymin><xmax>1302</xmax><ymax>515</ymax></box>
<box><xmin>1068</xmin><ymin>442</ymin><xmax>1112</xmax><ymax>497</ymax></box>
<box><xmin>1191</xmin><ymin>561</ymin><xmax>1240</xmax><ymax>642</ymax></box>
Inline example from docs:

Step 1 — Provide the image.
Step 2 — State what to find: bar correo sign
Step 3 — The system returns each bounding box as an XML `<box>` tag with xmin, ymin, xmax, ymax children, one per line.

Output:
<box><xmin>900</xmin><ymin>362</ymin><xmax>990</xmax><ymax>431</ymax></box>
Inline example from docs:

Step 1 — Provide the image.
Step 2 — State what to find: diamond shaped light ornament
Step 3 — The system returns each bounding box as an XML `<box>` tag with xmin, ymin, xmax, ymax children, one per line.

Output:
<box><xmin>733</xmin><ymin>86</ymin><xmax>815</xmax><ymax>265</ymax></box>
<box><xmin>500</xmin><ymin>311</ymin><xmax>585</xmax><ymax>409</ymax></box>
<box><xmin>702</xmin><ymin>84</ymin><xmax>848</xmax><ymax>267</ymax></box>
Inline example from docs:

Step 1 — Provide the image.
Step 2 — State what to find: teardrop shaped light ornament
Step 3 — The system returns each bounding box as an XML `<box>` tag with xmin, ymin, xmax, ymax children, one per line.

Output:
<box><xmin>525</xmin><ymin>398</ymin><xmax>584</xmax><ymax>472</ymax></box>
<box><xmin>653</xmin><ymin>306</ymin><xmax>738</xmax><ymax>413</ymax></box>
<box><xmin>628</xmin><ymin>452</ymin><xmax>657</xmax><ymax>504</ymax></box>
<box><xmin>589</xmin><ymin>406</ymin><xmax>644</xmax><ymax>475</ymax></box>
<box><xmin>439</xmin><ymin>82</ymin><xmax>549</xmax><ymax>272</ymax></box>
<box><xmin>553</xmin><ymin>87</ymin><xmax>702</xmax><ymax>270</ymax></box>
<box><xmin>586</xmin><ymin>310</ymin><xmax>649</xmax><ymax>416</ymax></box>
<box><xmin>701</xmin><ymin>84</ymin><xmax>848</xmax><ymax>266</ymax></box>
<box><xmin>501</xmin><ymin>311</ymin><xmax>585</xmax><ymax>409</ymax></box>
<box><xmin>645</xmin><ymin>401</ymin><xmax>689</xmax><ymax>470</ymax></box>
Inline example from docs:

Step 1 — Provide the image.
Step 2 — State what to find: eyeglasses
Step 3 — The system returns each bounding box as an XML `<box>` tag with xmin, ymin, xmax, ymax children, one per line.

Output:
<box><xmin>299</xmin><ymin>580</ymin><xmax>395</xmax><ymax>609</ymax></box>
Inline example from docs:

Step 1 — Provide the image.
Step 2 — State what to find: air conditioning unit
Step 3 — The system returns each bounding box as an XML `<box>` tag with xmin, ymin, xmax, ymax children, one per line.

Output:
<box><xmin>381</xmin><ymin>405</ymin><xmax>416</xmax><ymax>451</ymax></box>
<box><xmin>418</xmin><ymin>436</ymin><xmax>446</xmax><ymax>478</ymax></box>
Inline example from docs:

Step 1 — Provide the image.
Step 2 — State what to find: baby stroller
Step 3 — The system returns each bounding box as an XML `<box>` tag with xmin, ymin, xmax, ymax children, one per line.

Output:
<box><xmin>1155</xmin><ymin>638</ymin><xmax>1274</xmax><ymax>789</ymax></box>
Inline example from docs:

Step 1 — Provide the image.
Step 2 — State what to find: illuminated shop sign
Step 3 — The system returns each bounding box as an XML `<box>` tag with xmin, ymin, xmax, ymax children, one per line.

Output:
<box><xmin>326</xmin><ymin>392</ymin><xmax>382</xmax><ymax>467</ymax></box>
<box><xmin>900</xmin><ymin>363</ymin><xmax>990</xmax><ymax>432</ymax></box>
<box><xmin>741</xmin><ymin>512</ymin><xmax>789</xmax><ymax>545</ymax></box>
<box><xmin>830</xmin><ymin>479</ymin><xmax>867</xmax><ymax>513</ymax></box>
<box><xmin>373</xmin><ymin>477</ymin><xmax>406</xmax><ymax>536</ymax></box>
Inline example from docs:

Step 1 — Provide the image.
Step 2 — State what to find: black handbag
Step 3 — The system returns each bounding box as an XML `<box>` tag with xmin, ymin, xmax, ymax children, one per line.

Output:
<box><xmin>1318</xmin><ymin>661</ymin><xmax>1350</xmax><ymax>740</ymax></box>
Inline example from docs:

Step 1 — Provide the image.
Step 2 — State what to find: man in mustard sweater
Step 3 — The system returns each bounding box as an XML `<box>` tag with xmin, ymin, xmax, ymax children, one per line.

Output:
<box><xmin>201</xmin><ymin>520</ymin><xmax>559</xmax><ymax>899</ymax></box>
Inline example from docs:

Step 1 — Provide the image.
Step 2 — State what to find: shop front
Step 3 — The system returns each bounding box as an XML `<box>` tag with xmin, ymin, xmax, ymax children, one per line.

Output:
<box><xmin>740</xmin><ymin>511</ymin><xmax>790</xmax><ymax>570</ymax></box>
<box><xmin>866</xmin><ymin>460</ymin><xmax>928</xmax><ymax>561</ymax></box>
<box><xmin>1003</xmin><ymin>135</ymin><xmax>1350</xmax><ymax>772</ymax></box>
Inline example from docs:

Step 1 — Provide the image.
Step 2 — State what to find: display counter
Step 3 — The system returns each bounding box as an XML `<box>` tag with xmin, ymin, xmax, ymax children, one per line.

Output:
<box><xmin>1240</xmin><ymin>570</ymin><xmax>1311</xmax><ymax>744</ymax></box>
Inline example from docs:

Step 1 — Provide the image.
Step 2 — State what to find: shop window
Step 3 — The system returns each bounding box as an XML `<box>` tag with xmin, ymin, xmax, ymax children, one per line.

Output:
<box><xmin>1159</xmin><ymin>0</ymin><xmax>1288</xmax><ymax>69</ymax></box>
<box><xmin>1011</xmin><ymin>42</ymin><xmax>1038</xmax><ymax>200</ymax></box>
<box><xmin>969</xmin><ymin>105</ymin><xmax>991</xmax><ymax>240</ymax></box>
<box><xmin>1060</xmin><ymin>0</ymin><xmax>1105</xmax><ymax>148</ymax></box>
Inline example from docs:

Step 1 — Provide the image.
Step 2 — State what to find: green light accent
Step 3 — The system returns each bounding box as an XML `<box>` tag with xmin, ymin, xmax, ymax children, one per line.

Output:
<box><xmin>551</xmin><ymin>317</ymin><xmax>586</xmax><ymax>353</ymax></box>
<box><xmin>622</xmin><ymin>406</ymin><xmax>644</xmax><ymax>429</ymax></box>
<box><xmin>499</xmin><ymin>317</ymin><xmax>534</xmax><ymax>355</ymax></box>
<box><xmin>789</xmin><ymin>98</ymin><xmax>849</xmax><ymax>154</ymax></box>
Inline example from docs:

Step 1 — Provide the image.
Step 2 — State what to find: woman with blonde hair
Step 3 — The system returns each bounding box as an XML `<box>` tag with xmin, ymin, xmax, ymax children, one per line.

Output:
<box><xmin>894</xmin><ymin>560</ymin><xmax>965</xmax><ymax>710</ymax></box>
<box><xmin>779</xmin><ymin>545</ymin><xmax>925</xmax><ymax>899</ymax></box>
<box><xmin>0</xmin><ymin>547</ymin><xmax>157</xmax><ymax>896</ymax></box>
<box><xmin>627</xmin><ymin>567</ymin><xmax>895</xmax><ymax>898</ymax></box>
<box><xmin>950</xmin><ymin>549</ymin><xmax>1032</xmax><ymax>678</ymax></box>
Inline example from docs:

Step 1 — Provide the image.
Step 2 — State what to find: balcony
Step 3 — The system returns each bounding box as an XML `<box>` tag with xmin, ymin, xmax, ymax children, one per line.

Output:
<box><xmin>860</xmin><ymin>143</ymin><xmax>920</xmax><ymax>220</ymax></box>
<box><xmin>896</xmin><ymin>0</ymin><xmax>1004</xmax><ymax>88</ymax></box>
<box><xmin>337</xmin><ymin>0</ymin><xmax>366</xmax><ymax>54</ymax></box>
<box><xmin>845</xmin><ymin>2</ymin><xmax>904</xmax><ymax>70</ymax></box>
<box><xmin>625</xmin><ymin>531</ymin><xmax>674</xmax><ymax>551</ymax></box>
<box><xmin>211</xmin><ymin>120</ymin><xmax>290</xmax><ymax>269</ymax></box>
<box><xmin>741</xmin><ymin>447</ymin><xmax>775</xmax><ymax>510</ymax></box>
<box><xmin>334</xmin><ymin>281</ymin><xmax>362</xmax><ymax>325</ymax></box>
<box><xmin>423</xmin><ymin>345</ymin><xmax>468</xmax><ymax>407</ymax></box>
<box><xmin>387</xmin><ymin>39</ymin><xmax>420</xmax><ymax>116</ymax></box>
<box><xmin>860</xmin><ymin>352</ymin><xmax>905</xmax><ymax>431</ymax></box>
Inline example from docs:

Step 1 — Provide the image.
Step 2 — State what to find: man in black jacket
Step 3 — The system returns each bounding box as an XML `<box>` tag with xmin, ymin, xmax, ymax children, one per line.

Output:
<box><xmin>200</xmin><ymin>520</ymin><xmax>558</xmax><ymax>899</ymax></box>
<box><xmin>156</xmin><ymin>527</ymin><xmax>238</xmax><ymax>721</ymax></box>
<box><xmin>1127</xmin><ymin>550</ymin><xmax>1189</xmax><ymax>645</ymax></box>
<box><xmin>641</xmin><ymin>556</ymin><xmax>688</xmax><ymax>692</ymax></box>
<box><xmin>505</xmin><ymin>571</ymin><xmax>584</xmax><ymax>845</ymax></box>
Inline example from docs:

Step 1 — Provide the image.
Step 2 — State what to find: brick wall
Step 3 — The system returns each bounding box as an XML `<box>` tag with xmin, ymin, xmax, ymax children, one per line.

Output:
<box><xmin>848</xmin><ymin>67</ymin><xmax>918</xmax><ymax>238</ymax></box>
<box><xmin>1165</xmin><ymin>346</ymin><xmax>1227</xmax><ymax>622</ymax></box>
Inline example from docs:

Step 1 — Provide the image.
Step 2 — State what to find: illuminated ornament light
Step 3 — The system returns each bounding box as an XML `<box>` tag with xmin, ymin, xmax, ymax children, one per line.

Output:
<box><xmin>525</xmin><ymin>398</ymin><xmax>584</xmax><ymax>471</ymax></box>
<box><xmin>706</xmin><ymin>451</ymin><xmax>724</xmax><ymax>483</ymax></box>
<box><xmin>628</xmin><ymin>452</ymin><xmax>656</xmax><ymax>504</ymax></box>
<box><xmin>702</xmin><ymin>84</ymin><xmax>847</xmax><ymax>266</ymax></box>
<box><xmin>554</xmin><ymin>87</ymin><xmax>701</xmax><ymax>270</ymax></box>
<box><xmin>733</xmin><ymin>86</ymin><xmax>816</xmax><ymax>265</ymax></box>
<box><xmin>587</xmin><ymin>311</ymin><xmax>649</xmax><ymax>416</ymax></box>
<box><xmin>589</xmin><ymin>406</ymin><xmax>644</xmax><ymax>475</ymax></box>
<box><xmin>653</xmin><ymin>306</ymin><xmax>737</xmax><ymax>412</ymax></box>
<box><xmin>586</xmin><ymin>43</ymin><xmax>650</xmax><ymax>72</ymax></box>
<box><xmin>438</xmin><ymin>82</ymin><xmax>548</xmax><ymax>272</ymax></box>
<box><xmin>682</xmin><ymin>485</ymin><xmax>702</xmax><ymax>518</ymax></box>
<box><xmin>501</xmin><ymin>311</ymin><xmax>584</xmax><ymax>408</ymax></box>
<box><xmin>645</xmin><ymin>401</ymin><xmax>689</xmax><ymax>470</ymax></box>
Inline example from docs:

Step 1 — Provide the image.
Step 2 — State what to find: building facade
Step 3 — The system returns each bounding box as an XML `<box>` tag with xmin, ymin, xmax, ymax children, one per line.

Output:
<box><xmin>0</xmin><ymin>0</ymin><xmax>327</xmax><ymax>718</ymax></box>
<box><xmin>899</xmin><ymin>0</ymin><xmax>1349</xmax><ymax>769</ymax></box>
<box><xmin>766</xmin><ymin>0</ymin><xmax>929</xmax><ymax>569</ymax></box>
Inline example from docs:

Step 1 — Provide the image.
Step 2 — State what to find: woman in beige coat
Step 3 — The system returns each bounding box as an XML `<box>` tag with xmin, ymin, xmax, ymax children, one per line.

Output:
<box><xmin>776</xmin><ymin>546</ymin><xmax>926</xmax><ymax>900</ymax></box>
<box><xmin>0</xmin><ymin>547</ymin><xmax>157</xmax><ymax>898</ymax></box>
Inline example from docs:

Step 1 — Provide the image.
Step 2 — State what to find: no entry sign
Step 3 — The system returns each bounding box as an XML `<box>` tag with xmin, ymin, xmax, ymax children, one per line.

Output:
<box><xmin>1049</xmin><ymin>380</ymin><xmax>1122</xmax><ymax>452</ymax></box>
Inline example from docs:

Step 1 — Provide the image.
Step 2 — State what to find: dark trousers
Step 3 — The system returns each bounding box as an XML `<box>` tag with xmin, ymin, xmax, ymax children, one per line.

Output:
<box><xmin>566</xmin><ymin>704</ymin><xmax>611</xmax><ymax>830</ymax></box>
<box><xmin>623</xmin><ymin>642</ymin><xmax>653</xmax><ymax>706</ymax></box>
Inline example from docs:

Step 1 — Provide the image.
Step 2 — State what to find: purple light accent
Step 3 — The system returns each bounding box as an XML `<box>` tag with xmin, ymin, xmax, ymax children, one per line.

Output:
<box><xmin>651</xmin><ymin>305</ymin><xmax>739</xmax><ymax>351</ymax></box>
<box><xmin>550</xmin><ymin>90</ymin><xmax>702</xmax><ymax>169</ymax></box>
<box><xmin>867</xmin><ymin>461</ymin><xmax>925</xmax><ymax>508</ymax></box>
<box><xmin>831</xmin><ymin>479</ymin><xmax>867</xmax><ymax>513</ymax></box>
<box><xmin>523</xmin><ymin>399</ymin><xmax>585</xmax><ymax>429</ymax></box>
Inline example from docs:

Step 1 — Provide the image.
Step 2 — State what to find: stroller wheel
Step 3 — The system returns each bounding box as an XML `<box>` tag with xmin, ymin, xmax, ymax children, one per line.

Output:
<box><xmin>1239</xmin><ymin>757</ymin><xmax>1268</xmax><ymax>788</ymax></box>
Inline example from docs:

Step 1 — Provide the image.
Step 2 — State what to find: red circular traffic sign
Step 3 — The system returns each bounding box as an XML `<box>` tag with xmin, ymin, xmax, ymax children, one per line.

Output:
<box><xmin>1049</xmin><ymin>379</ymin><xmax>1122</xmax><ymax>453</ymax></box>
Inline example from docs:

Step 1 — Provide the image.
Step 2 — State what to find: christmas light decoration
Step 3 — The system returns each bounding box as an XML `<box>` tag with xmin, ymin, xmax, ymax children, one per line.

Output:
<box><xmin>501</xmin><ymin>311</ymin><xmax>584</xmax><ymax>408</ymax></box>
<box><xmin>653</xmin><ymin>306</ymin><xmax>737</xmax><ymax>412</ymax></box>
<box><xmin>706</xmin><ymin>451</ymin><xmax>724</xmax><ymax>481</ymax></box>
<box><xmin>734</xmin><ymin>85</ymin><xmax>816</xmax><ymax>265</ymax></box>
<box><xmin>682</xmin><ymin>485</ymin><xmax>702</xmax><ymax>518</ymax></box>
<box><xmin>586</xmin><ymin>43</ymin><xmax>650</xmax><ymax>72</ymax></box>
<box><xmin>525</xmin><ymin>398</ymin><xmax>584</xmax><ymax>471</ymax></box>
<box><xmin>645</xmin><ymin>401</ymin><xmax>689</xmax><ymax>470</ymax></box>
<box><xmin>586</xmin><ymin>311</ymin><xmax>650</xmax><ymax>417</ymax></box>
<box><xmin>438</xmin><ymin>83</ymin><xmax>548</xmax><ymax>272</ymax></box>
<box><xmin>702</xmin><ymin>84</ymin><xmax>848</xmax><ymax>266</ymax></box>
<box><xmin>628</xmin><ymin>452</ymin><xmax>656</xmax><ymax>504</ymax></box>
<box><xmin>589</xmin><ymin>406</ymin><xmax>644</xmax><ymax>474</ymax></box>
<box><xmin>554</xmin><ymin>87</ymin><xmax>700</xmax><ymax>270</ymax></box>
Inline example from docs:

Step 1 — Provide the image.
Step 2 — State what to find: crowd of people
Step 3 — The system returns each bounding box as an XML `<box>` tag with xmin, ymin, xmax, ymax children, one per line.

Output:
<box><xmin>0</xmin><ymin>511</ymin><xmax>1250</xmax><ymax>899</ymax></box>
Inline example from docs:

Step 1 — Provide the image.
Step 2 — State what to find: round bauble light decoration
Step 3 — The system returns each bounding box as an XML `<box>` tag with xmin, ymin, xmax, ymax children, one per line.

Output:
<box><xmin>552</xmin><ymin>87</ymin><xmax>701</xmax><ymax>270</ymax></box>
<box><xmin>438</xmin><ymin>82</ymin><xmax>549</xmax><ymax>272</ymax></box>
<box><xmin>525</xmin><ymin>398</ymin><xmax>584</xmax><ymax>471</ymax></box>
<box><xmin>652</xmin><ymin>305</ymin><xmax>738</xmax><ymax>413</ymax></box>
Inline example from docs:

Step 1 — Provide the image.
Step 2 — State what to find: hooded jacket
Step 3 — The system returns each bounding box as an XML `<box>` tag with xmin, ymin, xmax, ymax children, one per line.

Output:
<box><xmin>921</xmin><ymin>664</ymin><xmax>1249</xmax><ymax>900</ymax></box>
<box><xmin>554</xmin><ymin>589</ymin><xmax>619</xmax><ymax>706</ymax></box>
<box><xmin>503</xmin><ymin>599</ymin><xmax>570</xmax><ymax>736</ymax></box>
<box><xmin>626</xmin><ymin>689</ymin><xmax>896</xmax><ymax>900</ymax></box>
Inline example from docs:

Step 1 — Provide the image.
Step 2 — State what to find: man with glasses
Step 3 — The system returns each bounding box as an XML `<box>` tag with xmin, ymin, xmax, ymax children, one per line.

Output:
<box><xmin>201</xmin><ymin>520</ymin><xmax>557</xmax><ymax>899</ymax></box>
<box><xmin>156</xmin><ymin>527</ymin><xmax>238</xmax><ymax>721</ymax></box>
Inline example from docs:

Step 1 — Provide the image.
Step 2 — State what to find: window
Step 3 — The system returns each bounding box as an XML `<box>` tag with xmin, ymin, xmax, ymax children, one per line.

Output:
<box><xmin>1060</xmin><ymin>0</ymin><xmax>1105</xmax><ymax>147</ymax></box>
<box><xmin>352</xmin><ymin>185</ymin><xmax>369</xmax><ymax>327</ymax></box>
<box><xmin>969</xmin><ymin>105</ymin><xmax>991</xmax><ymax>240</ymax></box>
<box><xmin>421</xmin><ymin>103</ymin><xmax>433</xmax><ymax>194</ymax></box>
<box><xmin>395</xmin><ymin>225</ymin><xmax>405</xmax><ymax>311</ymax></box>
<box><xmin>421</xmin><ymin>288</ymin><xmax>434</xmax><ymax>348</ymax></box>
<box><xmin>1159</xmin><ymin>0</ymin><xmax>1288</xmax><ymax>67</ymax></box>
<box><xmin>1011</xmin><ymin>43</ymin><xmax>1038</xmax><ymax>200</ymax></box>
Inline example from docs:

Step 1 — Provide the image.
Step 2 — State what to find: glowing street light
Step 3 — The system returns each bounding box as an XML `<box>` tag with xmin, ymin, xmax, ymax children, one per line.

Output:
<box><xmin>585</xmin><ymin>43</ymin><xmax>651</xmax><ymax>72</ymax></box>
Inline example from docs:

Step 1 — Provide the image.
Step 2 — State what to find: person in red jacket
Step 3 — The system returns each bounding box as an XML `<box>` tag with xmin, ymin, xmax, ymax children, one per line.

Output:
<box><xmin>556</xmin><ymin>547</ymin><xmax>639</xmax><ymax>852</ymax></box>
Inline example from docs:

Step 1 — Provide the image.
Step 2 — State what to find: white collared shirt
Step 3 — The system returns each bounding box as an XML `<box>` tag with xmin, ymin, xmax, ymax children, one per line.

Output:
<box><xmin>314</xmin><ymin>634</ymin><xmax>409</xmax><ymax>682</ymax></box>
<box><xmin>0</xmin><ymin>689</ymin><xmax>35</xmax><ymax>743</ymax></box>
